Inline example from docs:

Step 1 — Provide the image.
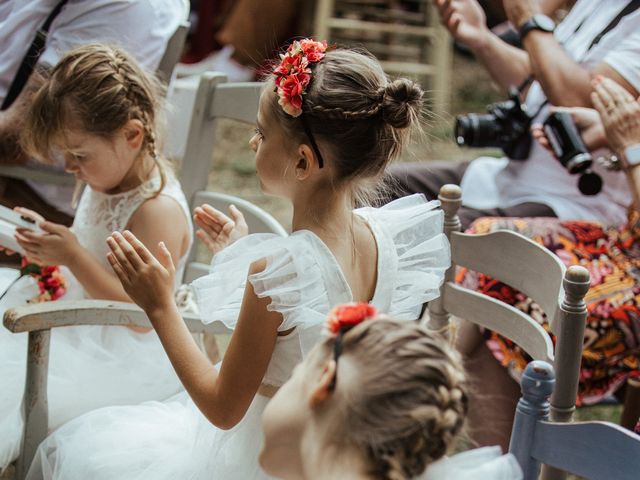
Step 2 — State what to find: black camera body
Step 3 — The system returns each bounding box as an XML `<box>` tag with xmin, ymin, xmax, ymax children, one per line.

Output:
<box><xmin>454</xmin><ymin>88</ymin><xmax>533</xmax><ymax>160</ymax></box>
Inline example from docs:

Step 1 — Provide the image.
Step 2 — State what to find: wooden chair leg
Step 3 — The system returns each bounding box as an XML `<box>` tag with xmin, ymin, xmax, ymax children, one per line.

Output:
<box><xmin>16</xmin><ymin>330</ymin><xmax>50</xmax><ymax>480</ymax></box>
<box><xmin>620</xmin><ymin>377</ymin><xmax>640</xmax><ymax>431</ymax></box>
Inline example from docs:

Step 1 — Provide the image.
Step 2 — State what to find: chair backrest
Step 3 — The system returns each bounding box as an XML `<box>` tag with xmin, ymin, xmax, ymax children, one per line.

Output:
<box><xmin>167</xmin><ymin>73</ymin><xmax>286</xmax><ymax>284</ymax></box>
<box><xmin>509</xmin><ymin>361</ymin><xmax>640</xmax><ymax>480</ymax></box>
<box><xmin>156</xmin><ymin>21</ymin><xmax>190</xmax><ymax>83</ymax></box>
<box><xmin>427</xmin><ymin>184</ymin><xmax>590</xmax><ymax>431</ymax></box>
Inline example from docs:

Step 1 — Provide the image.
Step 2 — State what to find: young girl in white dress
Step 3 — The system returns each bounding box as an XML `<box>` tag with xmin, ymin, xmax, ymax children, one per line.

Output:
<box><xmin>0</xmin><ymin>45</ymin><xmax>192</xmax><ymax>469</ymax></box>
<box><xmin>28</xmin><ymin>40</ymin><xmax>450</xmax><ymax>480</ymax></box>
<box><xmin>260</xmin><ymin>303</ymin><xmax>524</xmax><ymax>480</ymax></box>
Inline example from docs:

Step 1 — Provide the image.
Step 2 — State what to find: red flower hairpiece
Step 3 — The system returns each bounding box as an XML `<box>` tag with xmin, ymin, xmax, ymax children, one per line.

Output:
<box><xmin>326</xmin><ymin>302</ymin><xmax>378</xmax><ymax>336</ymax></box>
<box><xmin>274</xmin><ymin>38</ymin><xmax>327</xmax><ymax>117</ymax></box>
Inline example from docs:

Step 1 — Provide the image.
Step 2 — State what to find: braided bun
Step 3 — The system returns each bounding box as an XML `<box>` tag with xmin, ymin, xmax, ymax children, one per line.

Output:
<box><xmin>381</xmin><ymin>78</ymin><xmax>424</xmax><ymax>129</ymax></box>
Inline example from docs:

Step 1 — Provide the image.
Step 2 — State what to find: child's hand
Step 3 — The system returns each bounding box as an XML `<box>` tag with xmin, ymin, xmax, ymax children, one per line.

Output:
<box><xmin>15</xmin><ymin>221</ymin><xmax>80</xmax><ymax>266</ymax></box>
<box><xmin>193</xmin><ymin>204</ymin><xmax>248</xmax><ymax>255</ymax></box>
<box><xmin>107</xmin><ymin>230</ymin><xmax>175</xmax><ymax>315</ymax></box>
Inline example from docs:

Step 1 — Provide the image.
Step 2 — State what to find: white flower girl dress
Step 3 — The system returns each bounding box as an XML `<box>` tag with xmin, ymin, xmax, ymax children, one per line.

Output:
<box><xmin>28</xmin><ymin>194</ymin><xmax>451</xmax><ymax>480</ymax></box>
<box><xmin>0</xmin><ymin>176</ymin><xmax>191</xmax><ymax>469</ymax></box>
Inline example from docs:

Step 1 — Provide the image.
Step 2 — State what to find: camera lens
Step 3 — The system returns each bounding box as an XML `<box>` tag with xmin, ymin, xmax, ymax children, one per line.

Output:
<box><xmin>454</xmin><ymin>114</ymin><xmax>501</xmax><ymax>148</ymax></box>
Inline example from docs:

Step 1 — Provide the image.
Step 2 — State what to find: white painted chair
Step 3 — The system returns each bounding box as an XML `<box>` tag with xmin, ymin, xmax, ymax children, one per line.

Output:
<box><xmin>3</xmin><ymin>74</ymin><xmax>286</xmax><ymax>479</ymax></box>
<box><xmin>510</xmin><ymin>361</ymin><xmax>640</xmax><ymax>480</ymax></box>
<box><xmin>427</xmin><ymin>184</ymin><xmax>590</xmax><ymax>480</ymax></box>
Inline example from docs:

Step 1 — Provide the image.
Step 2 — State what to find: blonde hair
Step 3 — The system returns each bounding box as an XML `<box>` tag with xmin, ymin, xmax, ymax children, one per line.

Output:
<box><xmin>321</xmin><ymin>319</ymin><xmax>468</xmax><ymax>480</ymax></box>
<box><xmin>21</xmin><ymin>44</ymin><xmax>170</xmax><ymax>197</ymax></box>
<box><xmin>267</xmin><ymin>47</ymin><xmax>424</xmax><ymax>206</ymax></box>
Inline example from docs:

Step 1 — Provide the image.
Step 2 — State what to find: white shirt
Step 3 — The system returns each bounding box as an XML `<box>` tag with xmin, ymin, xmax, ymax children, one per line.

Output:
<box><xmin>0</xmin><ymin>0</ymin><xmax>189</xmax><ymax>214</ymax></box>
<box><xmin>461</xmin><ymin>0</ymin><xmax>640</xmax><ymax>226</ymax></box>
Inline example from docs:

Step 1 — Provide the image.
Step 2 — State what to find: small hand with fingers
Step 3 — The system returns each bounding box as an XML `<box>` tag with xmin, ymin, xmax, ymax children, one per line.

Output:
<box><xmin>193</xmin><ymin>204</ymin><xmax>248</xmax><ymax>255</ymax></box>
<box><xmin>107</xmin><ymin>231</ymin><xmax>175</xmax><ymax>315</ymax></box>
<box><xmin>14</xmin><ymin>207</ymin><xmax>80</xmax><ymax>266</ymax></box>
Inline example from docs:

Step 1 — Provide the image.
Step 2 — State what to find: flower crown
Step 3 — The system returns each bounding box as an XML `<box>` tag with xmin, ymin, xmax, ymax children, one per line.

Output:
<box><xmin>21</xmin><ymin>258</ymin><xmax>67</xmax><ymax>303</ymax></box>
<box><xmin>326</xmin><ymin>302</ymin><xmax>378</xmax><ymax>336</ymax></box>
<box><xmin>274</xmin><ymin>39</ymin><xmax>328</xmax><ymax>117</ymax></box>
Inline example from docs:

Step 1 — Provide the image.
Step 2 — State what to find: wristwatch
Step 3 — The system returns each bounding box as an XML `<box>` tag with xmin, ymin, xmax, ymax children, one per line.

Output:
<box><xmin>519</xmin><ymin>14</ymin><xmax>556</xmax><ymax>40</ymax></box>
<box><xmin>624</xmin><ymin>144</ymin><xmax>640</xmax><ymax>170</ymax></box>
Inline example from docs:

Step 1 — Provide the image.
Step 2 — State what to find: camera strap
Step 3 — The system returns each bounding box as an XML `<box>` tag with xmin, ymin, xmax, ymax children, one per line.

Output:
<box><xmin>1</xmin><ymin>0</ymin><xmax>69</xmax><ymax>111</ymax></box>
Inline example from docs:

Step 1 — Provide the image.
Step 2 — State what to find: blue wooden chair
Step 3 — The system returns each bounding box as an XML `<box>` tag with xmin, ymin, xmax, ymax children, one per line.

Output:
<box><xmin>509</xmin><ymin>361</ymin><xmax>640</xmax><ymax>480</ymax></box>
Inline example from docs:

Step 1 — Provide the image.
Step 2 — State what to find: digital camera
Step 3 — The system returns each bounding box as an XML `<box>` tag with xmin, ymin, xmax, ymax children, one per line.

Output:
<box><xmin>454</xmin><ymin>88</ymin><xmax>533</xmax><ymax>160</ymax></box>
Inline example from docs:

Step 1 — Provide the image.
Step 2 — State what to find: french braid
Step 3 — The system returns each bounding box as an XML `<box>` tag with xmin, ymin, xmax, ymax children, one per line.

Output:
<box><xmin>321</xmin><ymin>319</ymin><xmax>468</xmax><ymax>480</ymax></box>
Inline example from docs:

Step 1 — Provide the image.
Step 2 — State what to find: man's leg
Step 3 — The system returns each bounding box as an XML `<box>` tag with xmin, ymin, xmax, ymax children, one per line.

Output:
<box><xmin>386</xmin><ymin>161</ymin><xmax>470</xmax><ymax>201</ymax></box>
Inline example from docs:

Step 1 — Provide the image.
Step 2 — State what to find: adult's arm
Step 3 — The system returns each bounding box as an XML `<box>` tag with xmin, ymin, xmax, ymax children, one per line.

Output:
<box><xmin>0</xmin><ymin>70</ymin><xmax>47</xmax><ymax>165</ymax></box>
<box><xmin>504</xmin><ymin>0</ymin><xmax>640</xmax><ymax>106</ymax></box>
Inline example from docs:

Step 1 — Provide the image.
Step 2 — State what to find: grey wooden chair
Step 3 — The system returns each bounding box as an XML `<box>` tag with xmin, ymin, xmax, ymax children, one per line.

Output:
<box><xmin>510</xmin><ymin>360</ymin><xmax>640</xmax><ymax>480</ymax></box>
<box><xmin>0</xmin><ymin>21</ymin><xmax>191</xmax><ymax>188</ymax></box>
<box><xmin>427</xmin><ymin>184</ymin><xmax>590</xmax><ymax>480</ymax></box>
<box><xmin>3</xmin><ymin>75</ymin><xmax>286</xmax><ymax>479</ymax></box>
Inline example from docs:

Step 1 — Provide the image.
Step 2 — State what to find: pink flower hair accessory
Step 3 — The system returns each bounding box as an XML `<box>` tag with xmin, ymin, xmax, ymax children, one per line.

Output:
<box><xmin>274</xmin><ymin>39</ymin><xmax>327</xmax><ymax>118</ymax></box>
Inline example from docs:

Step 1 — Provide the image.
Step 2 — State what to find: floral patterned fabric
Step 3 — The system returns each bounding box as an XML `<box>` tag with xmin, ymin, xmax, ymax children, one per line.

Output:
<box><xmin>459</xmin><ymin>214</ymin><xmax>640</xmax><ymax>405</ymax></box>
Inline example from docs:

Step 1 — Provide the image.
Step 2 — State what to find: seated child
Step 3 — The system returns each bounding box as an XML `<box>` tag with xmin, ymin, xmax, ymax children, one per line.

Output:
<box><xmin>0</xmin><ymin>44</ymin><xmax>192</xmax><ymax>469</ymax></box>
<box><xmin>260</xmin><ymin>303</ymin><xmax>524</xmax><ymax>479</ymax></box>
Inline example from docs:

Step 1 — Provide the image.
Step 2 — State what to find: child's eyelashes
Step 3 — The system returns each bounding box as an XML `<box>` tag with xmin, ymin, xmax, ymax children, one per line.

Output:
<box><xmin>253</xmin><ymin>128</ymin><xmax>264</xmax><ymax>140</ymax></box>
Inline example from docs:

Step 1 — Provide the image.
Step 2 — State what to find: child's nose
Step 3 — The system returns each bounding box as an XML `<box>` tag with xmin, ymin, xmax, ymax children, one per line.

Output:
<box><xmin>249</xmin><ymin>135</ymin><xmax>258</xmax><ymax>152</ymax></box>
<box><xmin>64</xmin><ymin>157</ymin><xmax>79</xmax><ymax>173</ymax></box>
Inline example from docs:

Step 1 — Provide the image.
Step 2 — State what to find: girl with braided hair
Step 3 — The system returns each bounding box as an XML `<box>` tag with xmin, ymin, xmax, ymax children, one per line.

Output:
<box><xmin>27</xmin><ymin>40</ymin><xmax>449</xmax><ymax>479</ymax></box>
<box><xmin>260</xmin><ymin>304</ymin><xmax>523</xmax><ymax>480</ymax></box>
<box><xmin>0</xmin><ymin>44</ymin><xmax>192</xmax><ymax>469</ymax></box>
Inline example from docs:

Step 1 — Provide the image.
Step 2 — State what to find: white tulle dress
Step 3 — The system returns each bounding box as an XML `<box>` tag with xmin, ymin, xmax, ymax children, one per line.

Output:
<box><xmin>0</xmin><ymin>176</ymin><xmax>192</xmax><ymax>469</ymax></box>
<box><xmin>25</xmin><ymin>194</ymin><xmax>448</xmax><ymax>480</ymax></box>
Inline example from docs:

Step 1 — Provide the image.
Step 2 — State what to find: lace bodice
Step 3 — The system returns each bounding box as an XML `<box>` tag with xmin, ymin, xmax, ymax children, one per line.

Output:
<box><xmin>71</xmin><ymin>175</ymin><xmax>192</xmax><ymax>296</ymax></box>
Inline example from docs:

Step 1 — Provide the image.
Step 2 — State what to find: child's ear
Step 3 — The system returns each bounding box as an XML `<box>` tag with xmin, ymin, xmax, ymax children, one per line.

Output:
<box><xmin>123</xmin><ymin>119</ymin><xmax>145</xmax><ymax>150</ymax></box>
<box><xmin>309</xmin><ymin>359</ymin><xmax>337</xmax><ymax>409</ymax></box>
<box><xmin>294</xmin><ymin>144</ymin><xmax>319</xmax><ymax>180</ymax></box>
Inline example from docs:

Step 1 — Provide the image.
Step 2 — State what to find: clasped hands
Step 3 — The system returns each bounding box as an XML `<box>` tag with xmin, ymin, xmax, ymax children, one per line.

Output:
<box><xmin>106</xmin><ymin>204</ymin><xmax>248</xmax><ymax>315</ymax></box>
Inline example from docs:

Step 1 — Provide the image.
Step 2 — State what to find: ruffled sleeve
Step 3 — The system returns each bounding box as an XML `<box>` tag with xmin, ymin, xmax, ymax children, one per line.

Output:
<box><xmin>356</xmin><ymin>194</ymin><xmax>450</xmax><ymax>320</ymax></box>
<box><xmin>191</xmin><ymin>232</ymin><xmax>338</xmax><ymax>338</ymax></box>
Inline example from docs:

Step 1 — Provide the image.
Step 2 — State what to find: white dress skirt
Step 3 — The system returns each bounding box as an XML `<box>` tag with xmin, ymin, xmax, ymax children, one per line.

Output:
<box><xmin>0</xmin><ymin>176</ymin><xmax>192</xmax><ymax>469</ymax></box>
<box><xmin>28</xmin><ymin>194</ymin><xmax>455</xmax><ymax>480</ymax></box>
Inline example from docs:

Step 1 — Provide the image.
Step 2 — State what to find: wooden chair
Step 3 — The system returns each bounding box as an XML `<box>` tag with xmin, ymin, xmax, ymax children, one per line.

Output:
<box><xmin>509</xmin><ymin>360</ymin><xmax>640</xmax><ymax>480</ymax></box>
<box><xmin>3</xmin><ymin>75</ymin><xmax>286</xmax><ymax>479</ymax></box>
<box><xmin>0</xmin><ymin>21</ymin><xmax>191</xmax><ymax>188</ymax></box>
<box><xmin>427</xmin><ymin>184</ymin><xmax>590</xmax><ymax>480</ymax></box>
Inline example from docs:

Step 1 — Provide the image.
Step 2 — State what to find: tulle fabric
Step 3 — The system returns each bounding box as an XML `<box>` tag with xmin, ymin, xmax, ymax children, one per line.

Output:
<box><xmin>0</xmin><ymin>270</ymin><xmax>183</xmax><ymax>469</ymax></box>
<box><xmin>420</xmin><ymin>447</ymin><xmax>523</xmax><ymax>479</ymax></box>
<box><xmin>26</xmin><ymin>194</ymin><xmax>450</xmax><ymax>480</ymax></box>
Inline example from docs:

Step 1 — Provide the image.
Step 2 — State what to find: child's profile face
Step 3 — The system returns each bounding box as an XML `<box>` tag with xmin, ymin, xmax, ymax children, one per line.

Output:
<box><xmin>55</xmin><ymin>123</ymin><xmax>143</xmax><ymax>193</ymax></box>
<box><xmin>250</xmin><ymin>90</ymin><xmax>298</xmax><ymax>199</ymax></box>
